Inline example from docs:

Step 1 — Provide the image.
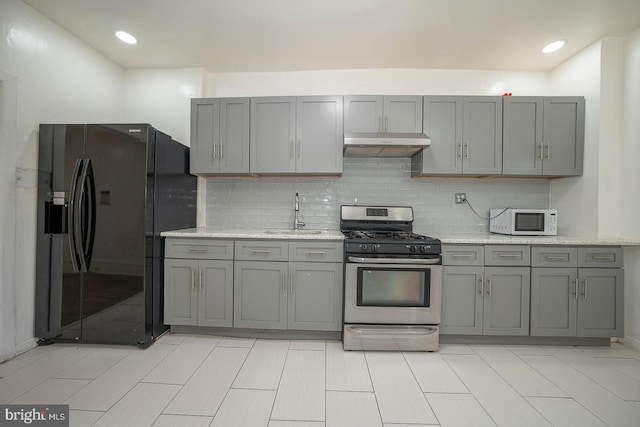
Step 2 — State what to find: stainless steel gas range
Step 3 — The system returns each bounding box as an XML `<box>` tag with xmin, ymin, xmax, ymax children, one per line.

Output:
<box><xmin>341</xmin><ymin>205</ymin><xmax>442</xmax><ymax>351</ymax></box>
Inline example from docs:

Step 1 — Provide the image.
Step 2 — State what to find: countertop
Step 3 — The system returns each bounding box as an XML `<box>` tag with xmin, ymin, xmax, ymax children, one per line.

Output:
<box><xmin>161</xmin><ymin>227</ymin><xmax>345</xmax><ymax>240</ymax></box>
<box><xmin>162</xmin><ymin>228</ymin><xmax>640</xmax><ymax>246</ymax></box>
<box><xmin>439</xmin><ymin>233</ymin><xmax>640</xmax><ymax>246</ymax></box>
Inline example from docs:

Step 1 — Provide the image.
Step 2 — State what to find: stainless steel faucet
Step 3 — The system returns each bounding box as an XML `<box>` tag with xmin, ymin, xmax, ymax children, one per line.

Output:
<box><xmin>294</xmin><ymin>192</ymin><xmax>305</xmax><ymax>230</ymax></box>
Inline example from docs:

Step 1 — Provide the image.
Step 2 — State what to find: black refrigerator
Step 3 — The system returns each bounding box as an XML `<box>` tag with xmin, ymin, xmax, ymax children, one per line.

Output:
<box><xmin>35</xmin><ymin>124</ymin><xmax>197</xmax><ymax>347</ymax></box>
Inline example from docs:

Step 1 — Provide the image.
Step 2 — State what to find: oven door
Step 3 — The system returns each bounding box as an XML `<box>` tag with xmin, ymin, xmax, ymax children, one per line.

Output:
<box><xmin>344</xmin><ymin>257</ymin><xmax>442</xmax><ymax>325</ymax></box>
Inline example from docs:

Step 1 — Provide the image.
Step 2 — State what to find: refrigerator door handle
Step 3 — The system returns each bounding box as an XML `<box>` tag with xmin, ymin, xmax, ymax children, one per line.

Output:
<box><xmin>77</xmin><ymin>159</ymin><xmax>96</xmax><ymax>272</ymax></box>
<box><xmin>68</xmin><ymin>159</ymin><xmax>83</xmax><ymax>272</ymax></box>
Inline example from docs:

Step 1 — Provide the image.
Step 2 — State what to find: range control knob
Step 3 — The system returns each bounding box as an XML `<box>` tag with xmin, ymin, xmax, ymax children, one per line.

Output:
<box><xmin>409</xmin><ymin>246</ymin><xmax>417</xmax><ymax>253</ymax></box>
<box><xmin>370</xmin><ymin>245</ymin><xmax>377</xmax><ymax>253</ymax></box>
<box><xmin>420</xmin><ymin>246</ymin><xmax>427</xmax><ymax>253</ymax></box>
<box><xmin>361</xmin><ymin>244</ymin><xmax>368</xmax><ymax>252</ymax></box>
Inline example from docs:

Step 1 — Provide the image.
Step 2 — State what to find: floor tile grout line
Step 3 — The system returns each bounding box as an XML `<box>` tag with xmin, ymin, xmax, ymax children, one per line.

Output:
<box><xmin>402</xmin><ymin>351</ymin><xmax>442</xmax><ymax>426</ymax></box>
<box><xmin>267</xmin><ymin>339</ymin><xmax>294</xmax><ymax>424</ymax></box>
<box><xmin>514</xmin><ymin>348</ymin><xmax>615</xmax><ymax>426</ymax></box>
<box><xmin>438</xmin><ymin>351</ymin><xmax>500</xmax><ymax>427</ymax></box>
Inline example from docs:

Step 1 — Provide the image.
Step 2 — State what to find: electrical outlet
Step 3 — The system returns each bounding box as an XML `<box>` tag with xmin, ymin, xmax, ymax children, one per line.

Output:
<box><xmin>455</xmin><ymin>193</ymin><xmax>467</xmax><ymax>204</ymax></box>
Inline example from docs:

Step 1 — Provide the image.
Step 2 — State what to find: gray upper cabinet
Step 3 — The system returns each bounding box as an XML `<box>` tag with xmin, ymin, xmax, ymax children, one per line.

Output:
<box><xmin>250</xmin><ymin>96</ymin><xmax>343</xmax><ymax>174</ymax></box>
<box><xmin>190</xmin><ymin>98</ymin><xmax>250</xmax><ymax>175</ymax></box>
<box><xmin>344</xmin><ymin>95</ymin><xmax>422</xmax><ymax>133</ymax></box>
<box><xmin>413</xmin><ymin>96</ymin><xmax>502</xmax><ymax>176</ymax></box>
<box><xmin>296</xmin><ymin>96</ymin><xmax>343</xmax><ymax>174</ymax></box>
<box><xmin>250</xmin><ymin>97</ymin><xmax>296</xmax><ymax>174</ymax></box>
<box><xmin>502</xmin><ymin>96</ymin><xmax>585</xmax><ymax>176</ymax></box>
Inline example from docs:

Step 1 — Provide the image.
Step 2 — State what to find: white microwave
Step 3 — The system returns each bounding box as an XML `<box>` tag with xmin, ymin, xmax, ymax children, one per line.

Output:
<box><xmin>490</xmin><ymin>208</ymin><xmax>558</xmax><ymax>236</ymax></box>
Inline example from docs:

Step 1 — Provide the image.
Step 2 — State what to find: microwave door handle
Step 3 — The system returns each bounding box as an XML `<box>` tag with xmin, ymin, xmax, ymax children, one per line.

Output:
<box><xmin>67</xmin><ymin>159</ymin><xmax>83</xmax><ymax>273</ymax></box>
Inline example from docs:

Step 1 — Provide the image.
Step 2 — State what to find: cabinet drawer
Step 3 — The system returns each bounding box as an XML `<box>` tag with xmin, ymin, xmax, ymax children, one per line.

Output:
<box><xmin>165</xmin><ymin>238</ymin><xmax>234</xmax><ymax>260</ymax></box>
<box><xmin>289</xmin><ymin>241</ymin><xmax>343</xmax><ymax>263</ymax></box>
<box><xmin>442</xmin><ymin>245</ymin><xmax>484</xmax><ymax>266</ymax></box>
<box><xmin>578</xmin><ymin>247</ymin><xmax>623</xmax><ymax>268</ymax></box>
<box><xmin>531</xmin><ymin>247</ymin><xmax>578</xmax><ymax>267</ymax></box>
<box><xmin>485</xmin><ymin>245</ymin><xmax>531</xmax><ymax>266</ymax></box>
<box><xmin>235</xmin><ymin>240</ymin><xmax>289</xmax><ymax>261</ymax></box>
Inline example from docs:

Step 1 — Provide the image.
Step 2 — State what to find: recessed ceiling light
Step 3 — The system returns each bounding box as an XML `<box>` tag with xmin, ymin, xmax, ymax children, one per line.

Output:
<box><xmin>115</xmin><ymin>31</ymin><xmax>137</xmax><ymax>45</ymax></box>
<box><xmin>542</xmin><ymin>40</ymin><xmax>566</xmax><ymax>54</ymax></box>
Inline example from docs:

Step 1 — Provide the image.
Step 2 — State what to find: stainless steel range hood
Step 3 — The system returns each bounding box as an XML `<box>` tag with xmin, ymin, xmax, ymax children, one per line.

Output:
<box><xmin>343</xmin><ymin>132</ymin><xmax>431</xmax><ymax>157</ymax></box>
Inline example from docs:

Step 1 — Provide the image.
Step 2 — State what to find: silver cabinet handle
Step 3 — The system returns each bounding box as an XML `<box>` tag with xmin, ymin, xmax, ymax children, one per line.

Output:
<box><xmin>451</xmin><ymin>253</ymin><xmax>474</xmax><ymax>259</ymax></box>
<box><xmin>290</xmin><ymin>271</ymin><xmax>294</xmax><ymax>294</ymax></box>
<box><xmin>213</xmin><ymin>141</ymin><xmax>217</xmax><ymax>159</ymax></box>
<box><xmin>251</xmin><ymin>250</ymin><xmax>272</xmax><ymax>255</ymax></box>
<box><xmin>200</xmin><ymin>270</ymin><xmax>203</xmax><ymax>290</ymax></box>
<box><xmin>539</xmin><ymin>143</ymin><xmax>544</xmax><ymax>161</ymax></box>
<box><xmin>457</xmin><ymin>143</ymin><xmax>463</xmax><ymax>159</ymax></box>
<box><xmin>282</xmin><ymin>272</ymin><xmax>285</xmax><ymax>293</ymax></box>
<box><xmin>487</xmin><ymin>276</ymin><xmax>492</xmax><ymax>296</ymax></box>
<box><xmin>591</xmin><ymin>255</ymin><xmax>615</xmax><ymax>261</ymax></box>
<box><xmin>465</xmin><ymin>141</ymin><xmax>470</xmax><ymax>159</ymax></box>
<box><xmin>296</xmin><ymin>140</ymin><xmax>301</xmax><ymax>159</ymax></box>
<box><xmin>220</xmin><ymin>143</ymin><xmax>224</xmax><ymax>159</ymax></box>
<box><xmin>498</xmin><ymin>253</ymin><xmax>521</xmax><ymax>258</ymax></box>
<box><xmin>191</xmin><ymin>270</ymin><xmax>196</xmax><ymax>290</ymax></box>
<box><xmin>378</xmin><ymin>116</ymin><xmax>383</xmax><ymax>133</ymax></box>
<box><xmin>546</xmin><ymin>142</ymin><xmax>551</xmax><ymax>160</ymax></box>
<box><xmin>584</xmin><ymin>278</ymin><xmax>588</xmax><ymax>299</ymax></box>
<box><xmin>545</xmin><ymin>256</ymin><xmax>566</xmax><ymax>260</ymax></box>
<box><xmin>384</xmin><ymin>116</ymin><xmax>388</xmax><ymax>133</ymax></box>
<box><xmin>189</xmin><ymin>247</ymin><xmax>208</xmax><ymax>252</ymax></box>
<box><xmin>574</xmin><ymin>277</ymin><xmax>579</xmax><ymax>300</ymax></box>
<box><xmin>305</xmin><ymin>251</ymin><xmax>327</xmax><ymax>256</ymax></box>
<box><xmin>478</xmin><ymin>276</ymin><xmax>484</xmax><ymax>295</ymax></box>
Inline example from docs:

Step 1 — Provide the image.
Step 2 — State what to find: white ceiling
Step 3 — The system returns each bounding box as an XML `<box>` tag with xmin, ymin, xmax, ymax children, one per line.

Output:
<box><xmin>24</xmin><ymin>0</ymin><xmax>640</xmax><ymax>72</ymax></box>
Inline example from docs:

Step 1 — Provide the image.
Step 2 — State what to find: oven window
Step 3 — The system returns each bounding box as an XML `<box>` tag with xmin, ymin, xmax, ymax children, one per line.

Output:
<box><xmin>515</xmin><ymin>212</ymin><xmax>545</xmax><ymax>231</ymax></box>
<box><xmin>357</xmin><ymin>267</ymin><xmax>431</xmax><ymax>307</ymax></box>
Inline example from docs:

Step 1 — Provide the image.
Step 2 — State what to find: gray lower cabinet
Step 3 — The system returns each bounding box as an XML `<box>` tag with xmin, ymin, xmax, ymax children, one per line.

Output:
<box><xmin>250</xmin><ymin>96</ymin><xmax>343</xmax><ymax>174</ymax></box>
<box><xmin>530</xmin><ymin>246</ymin><xmax>623</xmax><ymax>337</ymax></box>
<box><xmin>344</xmin><ymin>95</ymin><xmax>422</xmax><ymax>133</ymax></box>
<box><xmin>502</xmin><ymin>96</ymin><xmax>585</xmax><ymax>176</ymax></box>
<box><xmin>441</xmin><ymin>245</ymin><xmax>530</xmax><ymax>336</ymax></box>
<box><xmin>233</xmin><ymin>240</ymin><xmax>343</xmax><ymax>331</ymax></box>
<box><xmin>164</xmin><ymin>239</ymin><xmax>235</xmax><ymax>327</ymax></box>
<box><xmin>412</xmin><ymin>96</ymin><xmax>502</xmax><ymax>176</ymax></box>
<box><xmin>190</xmin><ymin>98</ymin><xmax>250</xmax><ymax>175</ymax></box>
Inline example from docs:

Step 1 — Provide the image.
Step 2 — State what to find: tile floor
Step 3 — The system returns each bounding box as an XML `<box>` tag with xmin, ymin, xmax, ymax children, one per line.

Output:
<box><xmin>1</xmin><ymin>335</ymin><xmax>640</xmax><ymax>426</ymax></box>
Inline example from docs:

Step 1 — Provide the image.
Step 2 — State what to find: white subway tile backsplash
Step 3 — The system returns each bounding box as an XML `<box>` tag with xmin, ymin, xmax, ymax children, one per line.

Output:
<box><xmin>205</xmin><ymin>158</ymin><xmax>550</xmax><ymax>235</ymax></box>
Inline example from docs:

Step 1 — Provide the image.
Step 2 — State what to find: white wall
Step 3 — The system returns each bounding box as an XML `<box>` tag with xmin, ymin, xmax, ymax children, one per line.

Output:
<box><xmin>620</xmin><ymin>28</ymin><xmax>640</xmax><ymax>349</ymax></box>
<box><xmin>123</xmin><ymin>68</ymin><xmax>207</xmax><ymax>145</ymax></box>
<box><xmin>0</xmin><ymin>0</ymin><xmax>123</xmax><ymax>362</ymax></box>
<box><xmin>207</xmin><ymin>68</ymin><xmax>549</xmax><ymax>97</ymax></box>
<box><xmin>548</xmin><ymin>42</ymin><xmax>602</xmax><ymax>238</ymax></box>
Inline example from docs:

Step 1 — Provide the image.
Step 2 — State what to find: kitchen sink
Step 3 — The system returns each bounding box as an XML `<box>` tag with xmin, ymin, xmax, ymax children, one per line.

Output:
<box><xmin>263</xmin><ymin>229</ymin><xmax>323</xmax><ymax>235</ymax></box>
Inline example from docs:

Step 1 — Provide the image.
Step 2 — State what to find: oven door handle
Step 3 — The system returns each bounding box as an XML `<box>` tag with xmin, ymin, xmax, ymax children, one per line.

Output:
<box><xmin>347</xmin><ymin>256</ymin><xmax>441</xmax><ymax>265</ymax></box>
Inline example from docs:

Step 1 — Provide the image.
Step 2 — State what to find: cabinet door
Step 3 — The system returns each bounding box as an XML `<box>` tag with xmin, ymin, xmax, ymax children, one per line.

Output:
<box><xmin>542</xmin><ymin>97</ymin><xmax>585</xmax><ymax>176</ymax></box>
<box><xmin>530</xmin><ymin>268</ymin><xmax>578</xmax><ymax>336</ymax></box>
<box><xmin>190</xmin><ymin>98</ymin><xmax>220</xmax><ymax>174</ymax></box>
<box><xmin>296</xmin><ymin>96</ymin><xmax>343</xmax><ymax>174</ymax></box>
<box><xmin>577</xmin><ymin>268</ymin><xmax>624</xmax><ymax>337</ymax></box>
<box><xmin>462</xmin><ymin>97</ymin><xmax>503</xmax><ymax>175</ymax></box>
<box><xmin>502</xmin><ymin>97</ymin><xmax>543</xmax><ymax>176</ymax></box>
<box><xmin>219</xmin><ymin>98</ymin><xmax>250</xmax><ymax>174</ymax></box>
<box><xmin>440</xmin><ymin>266</ymin><xmax>484</xmax><ymax>335</ymax></box>
<box><xmin>199</xmin><ymin>260</ymin><xmax>234</xmax><ymax>327</ymax></box>
<box><xmin>413</xmin><ymin>96</ymin><xmax>463</xmax><ymax>175</ymax></box>
<box><xmin>234</xmin><ymin>261</ymin><xmax>288</xmax><ymax>329</ymax></box>
<box><xmin>383</xmin><ymin>96</ymin><xmax>423</xmax><ymax>133</ymax></box>
<box><xmin>483</xmin><ymin>267</ymin><xmax>530</xmax><ymax>336</ymax></box>
<box><xmin>288</xmin><ymin>262</ymin><xmax>343</xmax><ymax>331</ymax></box>
<box><xmin>250</xmin><ymin>97</ymin><xmax>296</xmax><ymax>174</ymax></box>
<box><xmin>344</xmin><ymin>95</ymin><xmax>383</xmax><ymax>133</ymax></box>
<box><xmin>164</xmin><ymin>259</ymin><xmax>198</xmax><ymax>326</ymax></box>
